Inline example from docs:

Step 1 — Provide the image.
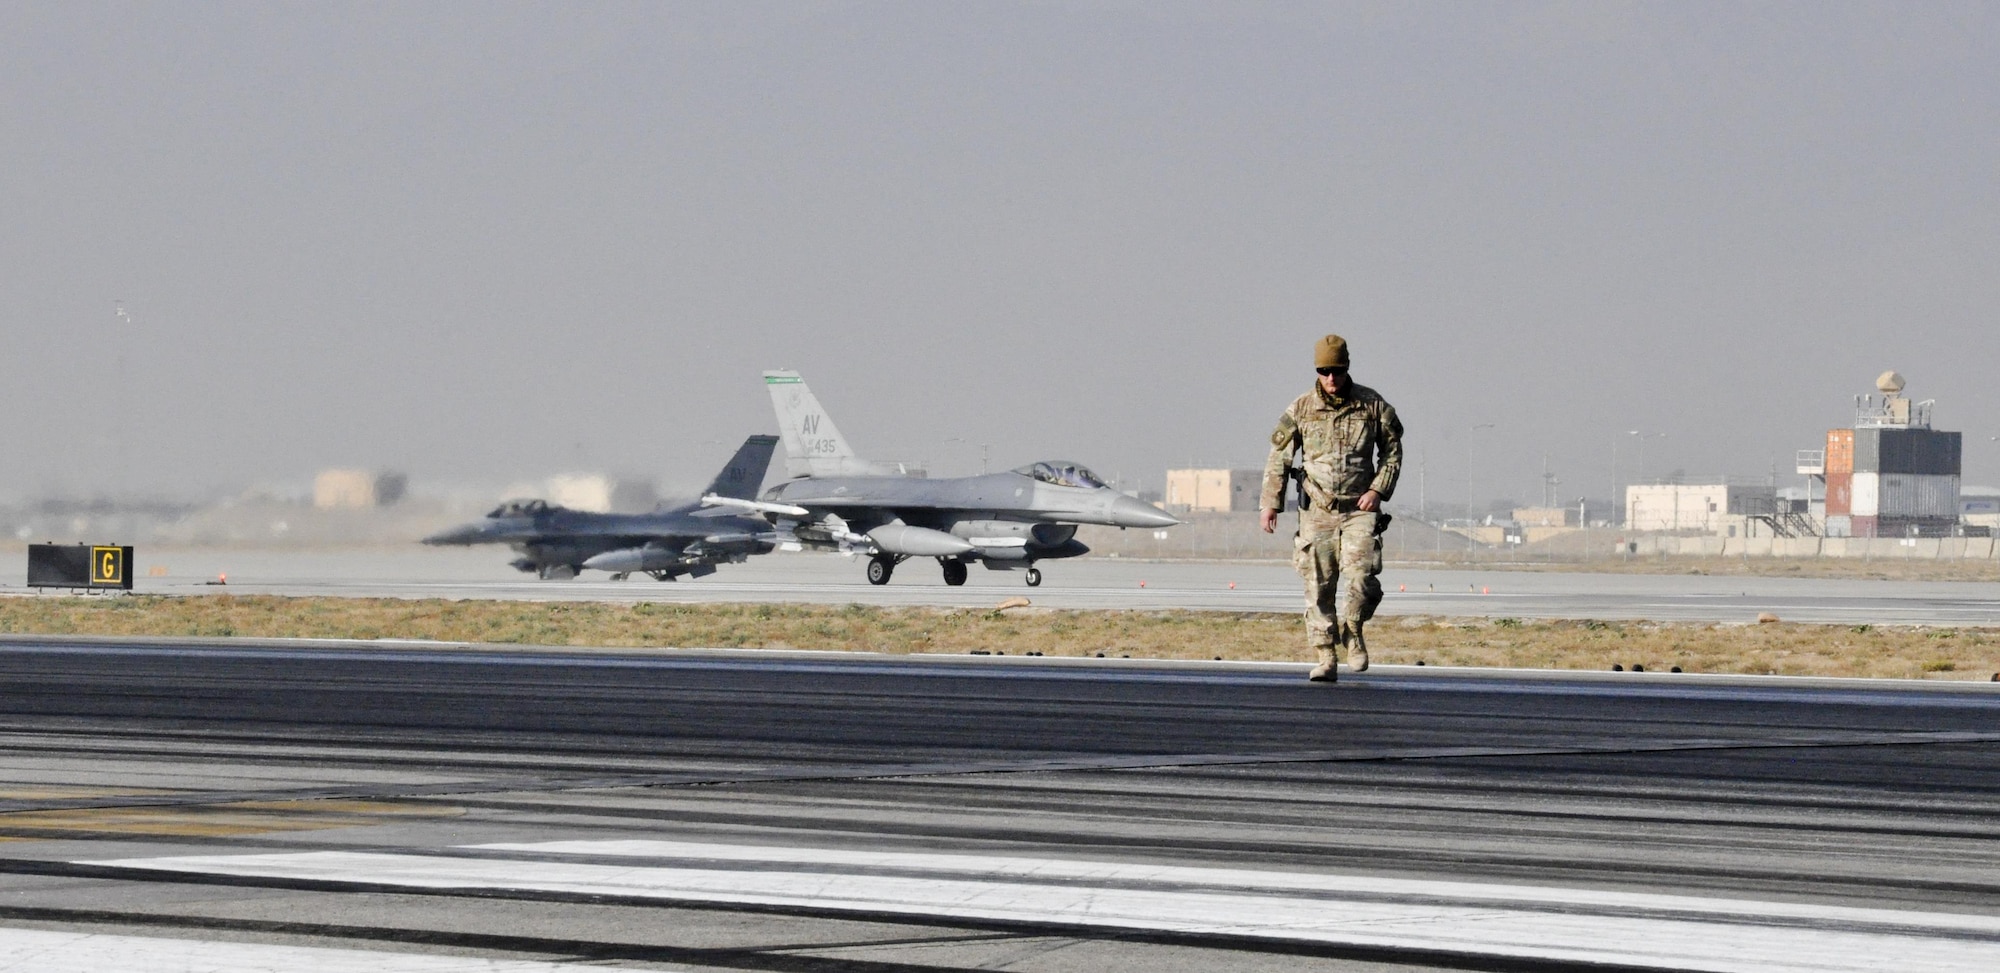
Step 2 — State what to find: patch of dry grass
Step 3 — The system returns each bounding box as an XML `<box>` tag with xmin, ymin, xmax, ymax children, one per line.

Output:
<box><xmin>1371</xmin><ymin>615</ymin><xmax>1999</xmax><ymax>681</ymax></box>
<box><xmin>1399</xmin><ymin>555</ymin><xmax>2000</xmax><ymax>582</ymax></box>
<box><xmin>1</xmin><ymin>595</ymin><xmax>1996</xmax><ymax>681</ymax></box>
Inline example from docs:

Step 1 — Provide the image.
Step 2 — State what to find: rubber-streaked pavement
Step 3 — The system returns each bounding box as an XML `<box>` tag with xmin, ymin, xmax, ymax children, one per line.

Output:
<box><xmin>0</xmin><ymin>638</ymin><xmax>1995</xmax><ymax>971</ymax></box>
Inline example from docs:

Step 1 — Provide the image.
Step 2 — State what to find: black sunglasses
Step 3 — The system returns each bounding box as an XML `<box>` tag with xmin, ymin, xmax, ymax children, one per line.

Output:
<box><xmin>1316</xmin><ymin>366</ymin><xmax>1347</xmax><ymax>377</ymax></box>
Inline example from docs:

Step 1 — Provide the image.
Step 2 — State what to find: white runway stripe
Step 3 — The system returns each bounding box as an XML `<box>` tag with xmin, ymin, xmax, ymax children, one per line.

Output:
<box><xmin>474</xmin><ymin>839</ymin><xmax>2000</xmax><ymax>934</ymax></box>
<box><xmin>0</xmin><ymin>927</ymin><xmax>630</xmax><ymax>972</ymax></box>
<box><xmin>91</xmin><ymin>842</ymin><xmax>2000</xmax><ymax>972</ymax></box>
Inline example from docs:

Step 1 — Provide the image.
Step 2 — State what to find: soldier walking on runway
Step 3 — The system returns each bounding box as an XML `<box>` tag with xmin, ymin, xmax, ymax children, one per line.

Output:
<box><xmin>1259</xmin><ymin>334</ymin><xmax>1404</xmax><ymax>682</ymax></box>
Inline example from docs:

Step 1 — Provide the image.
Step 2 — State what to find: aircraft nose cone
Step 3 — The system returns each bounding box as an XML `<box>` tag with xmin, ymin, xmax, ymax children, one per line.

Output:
<box><xmin>1109</xmin><ymin>494</ymin><xmax>1181</xmax><ymax>528</ymax></box>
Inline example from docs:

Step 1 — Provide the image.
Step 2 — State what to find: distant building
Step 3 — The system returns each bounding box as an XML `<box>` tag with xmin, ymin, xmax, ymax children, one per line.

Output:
<box><xmin>1817</xmin><ymin>372</ymin><xmax>1961</xmax><ymax>538</ymax></box>
<box><xmin>1624</xmin><ymin>481</ymin><xmax>1774</xmax><ymax>533</ymax></box>
<box><xmin>313</xmin><ymin>469</ymin><xmax>407</xmax><ymax>509</ymax></box>
<box><xmin>1505</xmin><ymin>506</ymin><xmax>1586</xmax><ymax>544</ymax></box>
<box><xmin>1511</xmin><ymin>506</ymin><xmax>1577</xmax><ymax>528</ymax></box>
<box><xmin>1164</xmin><ymin>468</ymin><xmax>1261</xmax><ymax>513</ymax></box>
<box><xmin>1962</xmin><ymin>487</ymin><xmax>2000</xmax><ymax>533</ymax></box>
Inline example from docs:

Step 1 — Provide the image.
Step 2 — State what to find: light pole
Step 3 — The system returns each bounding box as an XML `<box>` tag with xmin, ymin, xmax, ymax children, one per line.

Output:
<box><xmin>1578</xmin><ymin>495</ymin><xmax>1590</xmax><ymax>563</ymax></box>
<box><xmin>1610</xmin><ymin>436</ymin><xmax>1620</xmax><ymax>525</ymax></box>
<box><xmin>1417</xmin><ymin>449</ymin><xmax>1426</xmax><ymax>523</ymax></box>
<box><xmin>1467</xmin><ymin>423</ymin><xmax>1495</xmax><ymax>523</ymax></box>
<box><xmin>110</xmin><ymin>301</ymin><xmax>138</xmax><ymax>502</ymax></box>
<box><xmin>1627</xmin><ymin>430</ymin><xmax>1667</xmax><ymax>529</ymax></box>
<box><xmin>1628</xmin><ymin>430</ymin><xmax>1668</xmax><ymax>482</ymax></box>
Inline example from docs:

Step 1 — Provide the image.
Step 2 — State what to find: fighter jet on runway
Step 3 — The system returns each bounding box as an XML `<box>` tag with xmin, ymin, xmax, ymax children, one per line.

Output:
<box><xmin>423</xmin><ymin>435</ymin><xmax>780</xmax><ymax>580</ymax></box>
<box><xmin>707</xmin><ymin>372</ymin><xmax>1179</xmax><ymax>587</ymax></box>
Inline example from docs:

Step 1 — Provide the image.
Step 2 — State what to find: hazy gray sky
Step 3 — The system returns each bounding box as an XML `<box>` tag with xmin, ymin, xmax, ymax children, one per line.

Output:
<box><xmin>4</xmin><ymin>1</ymin><xmax>1995</xmax><ymax>506</ymax></box>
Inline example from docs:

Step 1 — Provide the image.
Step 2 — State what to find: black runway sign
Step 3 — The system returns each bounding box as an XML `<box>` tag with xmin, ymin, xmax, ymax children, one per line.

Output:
<box><xmin>27</xmin><ymin>544</ymin><xmax>134</xmax><ymax>590</ymax></box>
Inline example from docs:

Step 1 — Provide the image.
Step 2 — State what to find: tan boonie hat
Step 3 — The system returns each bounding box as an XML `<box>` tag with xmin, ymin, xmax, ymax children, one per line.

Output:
<box><xmin>1314</xmin><ymin>334</ymin><xmax>1349</xmax><ymax>369</ymax></box>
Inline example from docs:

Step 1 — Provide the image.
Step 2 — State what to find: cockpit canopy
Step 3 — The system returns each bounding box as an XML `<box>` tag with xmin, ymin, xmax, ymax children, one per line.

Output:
<box><xmin>1015</xmin><ymin>461</ymin><xmax>1107</xmax><ymax>490</ymax></box>
<box><xmin>486</xmin><ymin>498</ymin><xmax>555</xmax><ymax>518</ymax></box>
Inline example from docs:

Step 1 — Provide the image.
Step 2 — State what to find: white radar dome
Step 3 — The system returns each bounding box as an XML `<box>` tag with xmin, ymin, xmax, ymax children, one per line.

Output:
<box><xmin>1875</xmin><ymin>370</ymin><xmax>1905</xmax><ymax>395</ymax></box>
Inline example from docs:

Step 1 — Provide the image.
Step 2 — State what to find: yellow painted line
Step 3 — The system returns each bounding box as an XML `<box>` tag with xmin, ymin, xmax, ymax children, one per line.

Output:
<box><xmin>0</xmin><ymin>787</ymin><xmax>177</xmax><ymax>800</ymax></box>
<box><xmin>0</xmin><ymin>800</ymin><xmax>461</xmax><ymax>837</ymax></box>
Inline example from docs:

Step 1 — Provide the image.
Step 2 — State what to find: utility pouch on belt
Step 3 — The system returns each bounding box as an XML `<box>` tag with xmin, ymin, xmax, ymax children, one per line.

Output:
<box><xmin>1374</xmin><ymin>512</ymin><xmax>1393</xmax><ymax>535</ymax></box>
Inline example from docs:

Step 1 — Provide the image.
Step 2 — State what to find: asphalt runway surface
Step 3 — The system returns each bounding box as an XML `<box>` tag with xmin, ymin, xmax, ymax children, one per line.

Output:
<box><xmin>0</xmin><ymin>637</ymin><xmax>1995</xmax><ymax>971</ymax></box>
<box><xmin>28</xmin><ymin>546</ymin><xmax>2000</xmax><ymax>627</ymax></box>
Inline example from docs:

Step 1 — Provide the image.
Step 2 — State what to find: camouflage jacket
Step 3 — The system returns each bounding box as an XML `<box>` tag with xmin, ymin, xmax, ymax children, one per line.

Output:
<box><xmin>1260</xmin><ymin>382</ymin><xmax>1404</xmax><ymax>514</ymax></box>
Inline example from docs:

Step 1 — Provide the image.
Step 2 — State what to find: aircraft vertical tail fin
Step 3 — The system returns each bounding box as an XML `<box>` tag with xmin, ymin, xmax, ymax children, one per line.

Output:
<box><xmin>764</xmin><ymin>370</ymin><xmax>866</xmax><ymax>478</ymax></box>
<box><xmin>701</xmin><ymin>434</ymin><xmax>780</xmax><ymax>500</ymax></box>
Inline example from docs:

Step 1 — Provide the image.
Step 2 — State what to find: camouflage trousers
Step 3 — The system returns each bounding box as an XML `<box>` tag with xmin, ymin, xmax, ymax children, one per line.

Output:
<box><xmin>1292</xmin><ymin>509</ymin><xmax>1384</xmax><ymax>654</ymax></box>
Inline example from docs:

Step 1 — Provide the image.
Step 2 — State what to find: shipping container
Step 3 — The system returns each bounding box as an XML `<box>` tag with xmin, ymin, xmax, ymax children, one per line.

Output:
<box><xmin>1824</xmin><ymin>515</ymin><xmax>1852</xmax><ymax>537</ymax></box>
<box><xmin>1851</xmin><ymin>472</ymin><xmax>1879</xmax><ymax>517</ymax></box>
<box><xmin>1825</xmin><ymin>429</ymin><xmax>1854</xmax><ymax>474</ymax></box>
<box><xmin>1851</xmin><ymin>428</ymin><xmax>1961</xmax><ymax>475</ymax></box>
<box><xmin>1851</xmin><ymin>472</ymin><xmax>1959</xmax><ymax>519</ymax></box>
<box><xmin>1825</xmin><ymin>472</ymin><xmax>1852</xmax><ymax>516</ymax></box>
<box><xmin>1850</xmin><ymin>515</ymin><xmax>1878</xmax><ymax>538</ymax></box>
<box><xmin>1920</xmin><ymin>430</ymin><xmax>1961</xmax><ymax>473</ymax></box>
<box><xmin>1875</xmin><ymin>474</ymin><xmax>1959</xmax><ymax>518</ymax></box>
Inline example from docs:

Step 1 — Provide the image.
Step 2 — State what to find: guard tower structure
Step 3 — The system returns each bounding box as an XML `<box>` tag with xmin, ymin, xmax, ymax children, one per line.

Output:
<box><xmin>1821</xmin><ymin>371</ymin><xmax>1961</xmax><ymax>538</ymax></box>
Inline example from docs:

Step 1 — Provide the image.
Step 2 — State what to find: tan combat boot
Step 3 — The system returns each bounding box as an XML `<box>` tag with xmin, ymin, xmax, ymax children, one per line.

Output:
<box><xmin>1307</xmin><ymin>646</ymin><xmax>1337</xmax><ymax>682</ymax></box>
<box><xmin>1342</xmin><ymin>621</ymin><xmax>1369</xmax><ymax>673</ymax></box>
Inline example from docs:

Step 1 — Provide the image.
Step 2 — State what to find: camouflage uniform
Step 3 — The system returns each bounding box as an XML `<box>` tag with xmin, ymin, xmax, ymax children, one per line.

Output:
<box><xmin>1261</xmin><ymin>381</ymin><xmax>1403</xmax><ymax>668</ymax></box>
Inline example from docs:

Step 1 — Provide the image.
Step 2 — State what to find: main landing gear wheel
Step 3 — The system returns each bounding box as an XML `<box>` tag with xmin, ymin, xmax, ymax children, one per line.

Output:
<box><xmin>1024</xmin><ymin>567</ymin><xmax>1042</xmax><ymax>587</ymax></box>
<box><xmin>940</xmin><ymin>559</ymin><xmax>968</xmax><ymax>586</ymax></box>
<box><xmin>866</xmin><ymin>554</ymin><xmax>896</xmax><ymax>585</ymax></box>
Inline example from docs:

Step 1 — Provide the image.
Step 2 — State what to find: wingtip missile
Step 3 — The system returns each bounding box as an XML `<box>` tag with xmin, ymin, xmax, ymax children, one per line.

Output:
<box><xmin>700</xmin><ymin>494</ymin><xmax>810</xmax><ymax>518</ymax></box>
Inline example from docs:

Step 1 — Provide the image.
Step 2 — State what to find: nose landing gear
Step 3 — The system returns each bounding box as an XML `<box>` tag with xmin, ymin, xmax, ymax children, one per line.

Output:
<box><xmin>866</xmin><ymin>554</ymin><xmax>897</xmax><ymax>585</ymax></box>
<box><xmin>940</xmin><ymin>559</ymin><xmax>968</xmax><ymax>586</ymax></box>
<box><xmin>1024</xmin><ymin>567</ymin><xmax>1042</xmax><ymax>587</ymax></box>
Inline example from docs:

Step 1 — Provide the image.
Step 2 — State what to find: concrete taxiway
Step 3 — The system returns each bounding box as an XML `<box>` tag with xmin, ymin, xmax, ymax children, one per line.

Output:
<box><xmin>16</xmin><ymin>546</ymin><xmax>2000</xmax><ymax>627</ymax></box>
<box><xmin>0</xmin><ymin>637</ymin><xmax>1994</xmax><ymax>971</ymax></box>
